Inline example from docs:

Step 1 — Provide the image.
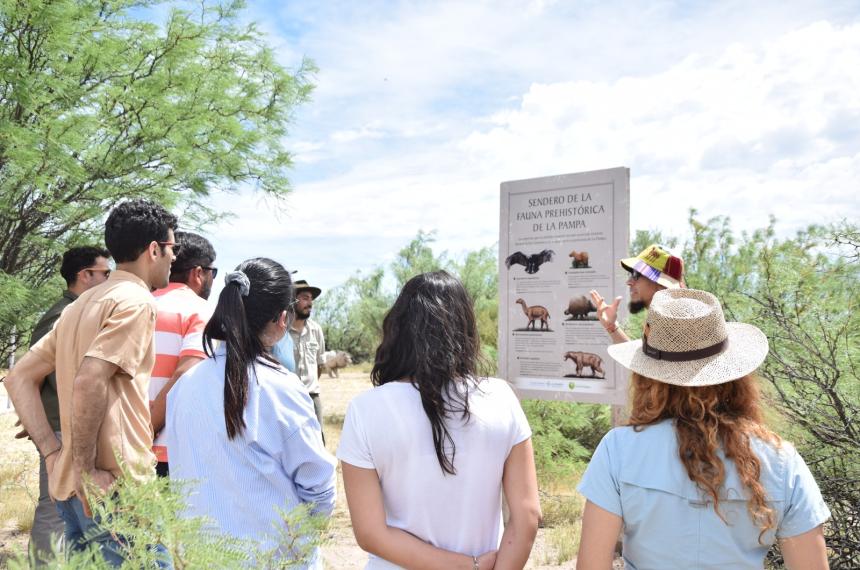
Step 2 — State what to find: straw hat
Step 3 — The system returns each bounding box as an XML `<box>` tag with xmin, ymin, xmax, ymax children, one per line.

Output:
<box><xmin>606</xmin><ymin>289</ymin><xmax>768</xmax><ymax>386</ymax></box>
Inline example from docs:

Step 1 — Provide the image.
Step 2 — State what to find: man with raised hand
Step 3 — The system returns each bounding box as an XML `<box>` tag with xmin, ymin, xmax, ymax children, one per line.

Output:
<box><xmin>149</xmin><ymin>231</ymin><xmax>216</xmax><ymax>477</ymax></box>
<box><xmin>25</xmin><ymin>246</ymin><xmax>111</xmax><ymax>563</ymax></box>
<box><xmin>590</xmin><ymin>244</ymin><xmax>685</xmax><ymax>344</ymax></box>
<box><xmin>6</xmin><ymin>199</ymin><xmax>178</xmax><ymax>567</ymax></box>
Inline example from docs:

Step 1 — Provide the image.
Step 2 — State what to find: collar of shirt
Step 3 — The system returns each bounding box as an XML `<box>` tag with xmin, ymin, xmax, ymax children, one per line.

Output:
<box><xmin>289</xmin><ymin>322</ymin><xmax>310</xmax><ymax>337</ymax></box>
<box><xmin>153</xmin><ymin>282</ymin><xmax>192</xmax><ymax>297</ymax></box>
<box><xmin>109</xmin><ymin>269</ymin><xmax>150</xmax><ymax>290</ymax></box>
<box><xmin>62</xmin><ymin>289</ymin><xmax>78</xmax><ymax>302</ymax></box>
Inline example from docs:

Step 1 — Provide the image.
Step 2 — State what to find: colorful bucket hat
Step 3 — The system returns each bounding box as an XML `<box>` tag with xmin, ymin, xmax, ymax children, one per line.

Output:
<box><xmin>620</xmin><ymin>244</ymin><xmax>684</xmax><ymax>289</ymax></box>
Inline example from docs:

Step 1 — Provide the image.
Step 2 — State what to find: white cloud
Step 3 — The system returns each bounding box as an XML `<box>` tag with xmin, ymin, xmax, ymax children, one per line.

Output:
<box><xmin>459</xmin><ymin>20</ymin><xmax>860</xmax><ymax>237</ymax></box>
<box><xmin>207</xmin><ymin>6</ymin><xmax>860</xmax><ymax>292</ymax></box>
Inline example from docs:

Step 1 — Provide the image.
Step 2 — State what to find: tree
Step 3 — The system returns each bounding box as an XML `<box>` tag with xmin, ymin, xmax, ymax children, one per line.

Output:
<box><xmin>315</xmin><ymin>232</ymin><xmax>500</xmax><ymax>364</ymax></box>
<box><xmin>0</xmin><ymin>0</ymin><xmax>314</xmax><ymax>362</ymax></box>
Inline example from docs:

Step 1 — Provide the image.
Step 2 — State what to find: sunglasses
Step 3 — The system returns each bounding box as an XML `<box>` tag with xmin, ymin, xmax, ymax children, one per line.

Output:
<box><xmin>629</xmin><ymin>270</ymin><xmax>643</xmax><ymax>281</ymax></box>
<box><xmin>201</xmin><ymin>266</ymin><xmax>218</xmax><ymax>278</ymax></box>
<box><xmin>157</xmin><ymin>241</ymin><xmax>182</xmax><ymax>255</ymax></box>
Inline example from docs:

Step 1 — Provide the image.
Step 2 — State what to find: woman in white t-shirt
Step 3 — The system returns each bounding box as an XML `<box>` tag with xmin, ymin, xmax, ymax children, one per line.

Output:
<box><xmin>337</xmin><ymin>271</ymin><xmax>541</xmax><ymax>570</ymax></box>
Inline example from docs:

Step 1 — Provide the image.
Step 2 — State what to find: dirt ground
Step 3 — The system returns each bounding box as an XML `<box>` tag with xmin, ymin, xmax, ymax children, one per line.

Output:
<box><xmin>0</xmin><ymin>370</ymin><xmax>602</xmax><ymax>568</ymax></box>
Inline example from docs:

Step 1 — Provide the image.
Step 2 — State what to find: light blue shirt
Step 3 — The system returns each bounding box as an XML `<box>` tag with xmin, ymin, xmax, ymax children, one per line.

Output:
<box><xmin>578</xmin><ymin>420</ymin><xmax>830</xmax><ymax>570</ymax></box>
<box><xmin>272</xmin><ymin>332</ymin><xmax>296</xmax><ymax>373</ymax></box>
<box><xmin>166</xmin><ymin>346</ymin><xmax>336</xmax><ymax>567</ymax></box>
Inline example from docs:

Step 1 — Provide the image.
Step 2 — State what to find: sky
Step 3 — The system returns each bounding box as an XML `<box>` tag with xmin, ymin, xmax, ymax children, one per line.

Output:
<box><xmin>199</xmin><ymin>0</ymin><xmax>860</xmax><ymax>298</ymax></box>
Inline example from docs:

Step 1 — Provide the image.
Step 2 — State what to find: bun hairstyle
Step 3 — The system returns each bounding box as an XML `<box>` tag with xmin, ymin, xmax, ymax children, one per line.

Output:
<box><xmin>372</xmin><ymin>271</ymin><xmax>483</xmax><ymax>475</ymax></box>
<box><xmin>203</xmin><ymin>257</ymin><xmax>294</xmax><ymax>439</ymax></box>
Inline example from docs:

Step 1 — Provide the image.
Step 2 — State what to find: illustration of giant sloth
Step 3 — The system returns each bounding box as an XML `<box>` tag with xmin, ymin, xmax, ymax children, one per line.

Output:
<box><xmin>505</xmin><ymin>249</ymin><xmax>555</xmax><ymax>274</ymax></box>
<box><xmin>563</xmin><ymin>351</ymin><xmax>605</xmax><ymax>378</ymax></box>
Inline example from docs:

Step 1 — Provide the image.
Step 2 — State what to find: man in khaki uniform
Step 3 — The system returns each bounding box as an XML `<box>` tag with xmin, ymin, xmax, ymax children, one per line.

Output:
<box><xmin>289</xmin><ymin>280</ymin><xmax>326</xmax><ymax>439</ymax></box>
<box><xmin>6</xmin><ymin>199</ymin><xmax>178</xmax><ymax>567</ymax></box>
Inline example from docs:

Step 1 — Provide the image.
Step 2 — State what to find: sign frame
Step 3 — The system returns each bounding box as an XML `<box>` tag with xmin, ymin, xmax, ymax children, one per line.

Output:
<box><xmin>498</xmin><ymin>167</ymin><xmax>630</xmax><ymax>405</ymax></box>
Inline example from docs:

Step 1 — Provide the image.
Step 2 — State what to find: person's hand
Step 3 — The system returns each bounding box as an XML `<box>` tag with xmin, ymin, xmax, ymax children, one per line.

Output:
<box><xmin>76</xmin><ymin>468</ymin><xmax>116</xmax><ymax>518</ymax></box>
<box><xmin>45</xmin><ymin>449</ymin><xmax>60</xmax><ymax>477</ymax></box>
<box><xmin>590</xmin><ymin>290</ymin><xmax>621</xmax><ymax>332</ymax></box>
<box><xmin>13</xmin><ymin>418</ymin><xmax>30</xmax><ymax>440</ymax></box>
<box><xmin>477</xmin><ymin>551</ymin><xmax>497</xmax><ymax>570</ymax></box>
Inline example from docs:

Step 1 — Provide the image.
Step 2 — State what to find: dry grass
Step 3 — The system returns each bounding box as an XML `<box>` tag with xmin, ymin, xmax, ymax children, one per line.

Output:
<box><xmin>0</xmin><ymin>405</ymin><xmax>40</xmax><ymax>563</ymax></box>
<box><xmin>536</xmin><ymin>473</ymin><xmax>585</xmax><ymax>566</ymax></box>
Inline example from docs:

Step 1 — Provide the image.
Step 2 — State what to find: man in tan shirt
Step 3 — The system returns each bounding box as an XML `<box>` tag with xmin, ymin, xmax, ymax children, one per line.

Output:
<box><xmin>6</xmin><ymin>199</ymin><xmax>178</xmax><ymax>567</ymax></box>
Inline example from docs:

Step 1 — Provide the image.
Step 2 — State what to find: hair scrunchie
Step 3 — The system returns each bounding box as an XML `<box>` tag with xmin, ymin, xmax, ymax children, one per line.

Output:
<box><xmin>225</xmin><ymin>270</ymin><xmax>251</xmax><ymax>297</ymax></box>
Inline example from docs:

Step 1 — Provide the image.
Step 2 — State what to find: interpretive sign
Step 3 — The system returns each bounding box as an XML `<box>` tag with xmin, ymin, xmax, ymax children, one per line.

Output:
<box><xmin>498</xmin><ymin>167</ymin><xmax>630</xmax><ymax>405</ymax></box>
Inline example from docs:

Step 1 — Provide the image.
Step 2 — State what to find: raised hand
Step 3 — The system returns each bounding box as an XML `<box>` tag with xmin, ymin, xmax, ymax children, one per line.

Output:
<box><xmin>590</xmin><ymin>290</ymin><xmax>622</xmax><ymax>332</ymax></box>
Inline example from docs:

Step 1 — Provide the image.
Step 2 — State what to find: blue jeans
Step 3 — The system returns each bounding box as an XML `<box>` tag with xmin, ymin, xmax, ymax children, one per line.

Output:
<box><xmin>55</xmin><ymin>496</ymin><xmax>172</xmax><ymax>568</ymax></box>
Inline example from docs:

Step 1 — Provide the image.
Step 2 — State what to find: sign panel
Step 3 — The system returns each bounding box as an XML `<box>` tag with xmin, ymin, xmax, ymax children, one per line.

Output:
<box><xmin>498</xmin><ymin>167</ymin><xmax>630</xmax><ymax>405</ymax></box>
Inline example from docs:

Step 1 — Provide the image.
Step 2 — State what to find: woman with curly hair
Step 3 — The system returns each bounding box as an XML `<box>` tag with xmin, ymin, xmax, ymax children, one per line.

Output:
<box><xmin>576</xmin><ymin>288</ymin><xmax>830</xmax><ymax>569</ymax></box>
<box><xmin>337</xmin><ymin>271</ymin><xmax>541</xmax><ymax>569</ymax></box>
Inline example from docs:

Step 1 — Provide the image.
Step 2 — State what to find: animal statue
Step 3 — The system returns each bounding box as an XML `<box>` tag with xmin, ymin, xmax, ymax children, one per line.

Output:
<box><xmin>505</xmin><ymin>249</ymin><xmax>555</xmax><ymax>274</ymax></box>
<box><xmin>322</xmin><ymin>350</ymin><xmax>353</xmax><ymax>378</ymax></box>
<box><xmin>564</xmin><ymin>295</ymin><xmax>597</xmax><ymax>320</ymax></box>
<box><xmin>515</xmin><ymin>298</ymin><xmax>550</xmax><ymax>330</ymax></box>
<box><xmin>563</xmin><ymin>351</ymin><xmax>605</xmax><ymax>378</ymax></box>
<box><xmin>569</xmin><ymin>250</ymin><xmax>589</xmax><ymax>268</ymax></box>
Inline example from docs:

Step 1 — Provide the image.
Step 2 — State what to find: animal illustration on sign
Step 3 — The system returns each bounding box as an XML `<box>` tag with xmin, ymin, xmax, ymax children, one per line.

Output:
<box><xmin>563</xmin><ymin>351</ymin><xmax>605</xmax><ymax>378</ymax></box>
<box><xmin>564</xmin><ymin>295</ymin><xmax>597</xmax><ymax>320</ymax></box>
<box><xmin>515</xmin><ymin>298</ymin><xmax>550</xmax><ymax>330</ymax></box>
<box><xmin>322</xmin><ymin>350</ymin><xmax>353</xmax><ymax>378</ymax></box>
<box><xmin>505</xmin><ymin>249</ymin><xmax>555</xmax><ymax>274</ymax></box>
<box><xmin>569</xmin><ymin>250</ymin><xmax>589</xmax><ymax>268</ymax></box>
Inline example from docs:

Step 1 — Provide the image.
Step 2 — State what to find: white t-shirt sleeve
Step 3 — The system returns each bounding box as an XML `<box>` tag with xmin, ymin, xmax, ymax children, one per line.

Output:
<box><xmin>336</xmin><ymin>399</ymin><xmax>375</xmax><ymax>469</ymax></box>
<box><xmin>501</xmin><ymin>380</ymin><xmax>532</xmax><ymax>449</ymax></box>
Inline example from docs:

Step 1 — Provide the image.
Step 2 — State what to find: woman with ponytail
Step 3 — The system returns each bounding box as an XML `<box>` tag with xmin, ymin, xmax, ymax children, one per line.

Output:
<box><xmin>166</xmin><ymin>258</ymin><xmax>336</xmax><ymax>565</ymax></box>
<box><xmin>576</xmin><ymin>288</ymin><xmax>830</xmax><ymax>570</ymax></box>
<box><xmin>337</xmin><ymin>271</ymin><xmax>541</xmax><ymax>570</ymax></box>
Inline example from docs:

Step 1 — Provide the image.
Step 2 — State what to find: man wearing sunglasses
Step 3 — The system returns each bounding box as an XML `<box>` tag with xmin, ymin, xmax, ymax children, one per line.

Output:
<box><xmin>6</xmin><ymin>199</ymin><xmax>178</xmax><ymax>567</ymax></box>
<box><xmin>22</xmin><ymin>246</ymin><xmax>111</xmax><ymax>562</ymax></box>
<box><xmin>590</xmin><ymin>244</ymin><xmax>685</xmax><ymax>344</ymax></box>
<box><xmin>148</xmin><ymin>231</ymin><xmax>217</xmax><ymax>477</ymax></box>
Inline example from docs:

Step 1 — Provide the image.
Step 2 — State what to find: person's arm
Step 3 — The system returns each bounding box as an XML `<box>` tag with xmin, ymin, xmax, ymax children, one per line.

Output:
<box><xmin>576</xmin><ymin>500</ymin><xmax>623</xmax><ymax>570</ymax></box>
<box><xmin>589</xmin><ymin>290</ymin><xmax>630</xmax><ymax>343</ymax></box>
<box><xmin>495</xmin><ymin>438</ymin><xmax>541</xmax><ymax>569</ymax></box>
<box><xmin>282</xmin><ymin>419</ymin><xmax>338</xmax><ymax>515</ymax></box>
<box><xmin>71</xmin><ymin>356</ymin><xmax>119</xmax><ymax>515</ymax></box>
<box><xmin>780</xmin><ymin>525</ymin><xmax>829</xmax><ymax>570</ymax></box>
<box><xmin>317</xmin><ymin>328</ymin><xmax>326</xmax><ymax>378</ymax></box>
<box><xmin>342</xmin><ymin>462</ymin><xmax>497</xmax><ymax>570</ymax></box>
<box><xmin>5</xmin><ymin>352</ymin><xmax>61</xmax><ymax>468</ymax></box>
<box><xmin>150</xmin><ymin>355</ymin><xmax>204</xmax><ymax>434</ymax></box>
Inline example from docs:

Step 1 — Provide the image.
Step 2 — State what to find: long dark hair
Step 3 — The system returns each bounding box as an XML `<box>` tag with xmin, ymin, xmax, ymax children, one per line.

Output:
<box><xmin>372</xmin><ymin>271</ymin><xmax>482</xmax><ymax>474</ymax></box>
<box><xmin>203</xmin><ymin>258</ymin><xmax>294</xmax><ymax>439</ymax></box>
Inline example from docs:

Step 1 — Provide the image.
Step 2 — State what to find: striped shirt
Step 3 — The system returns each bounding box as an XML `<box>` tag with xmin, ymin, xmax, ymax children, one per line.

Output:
<box><xmin>151</xmin><ymin>283</ymin><xmax>211</xmax><ymax>461</ymax></box>
<box><xmin>165</xmin><ymin>346</ymin><xmax>337</xmax><ymax>566</ymax></box>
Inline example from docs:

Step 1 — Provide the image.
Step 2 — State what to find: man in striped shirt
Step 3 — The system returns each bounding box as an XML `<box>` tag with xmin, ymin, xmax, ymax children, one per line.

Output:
<box><xmin>149</xmin><ymin>231</ymin><xmax>217</xmax><ymax>476</ymax></box>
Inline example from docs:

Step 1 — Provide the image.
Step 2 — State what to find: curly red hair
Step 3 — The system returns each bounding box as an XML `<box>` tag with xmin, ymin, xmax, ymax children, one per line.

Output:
<box><xmin>627</xmin><ymin>373</ymin><xmax>780</xmax><ymax>540</ymax></box>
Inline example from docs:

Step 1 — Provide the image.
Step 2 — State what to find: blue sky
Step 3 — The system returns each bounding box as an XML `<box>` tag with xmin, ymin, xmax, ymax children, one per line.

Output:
<box><xmin>200</xmin><ymin>0</ymin><xmax>860</xmax><ymax>297</ymax></box>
